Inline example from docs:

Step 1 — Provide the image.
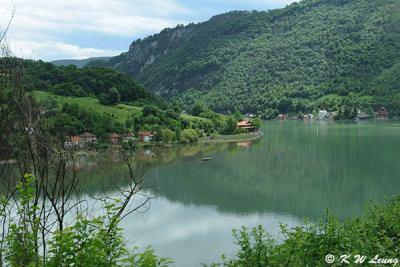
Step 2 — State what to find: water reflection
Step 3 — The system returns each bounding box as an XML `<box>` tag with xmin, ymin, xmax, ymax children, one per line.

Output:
<box><xmin>77</xmin><ymin>121</ymin><xmax>400</xmax><ymax>219</ymax></box>
<box><xmin>74</xmin><ymin>120</ymin><xmax>400</xmax><ymax>266</ymax></box>
<box><xmin>120</xmin><ymin>195</ymin><xmax>302</xmax><ymax>267</ymax></box>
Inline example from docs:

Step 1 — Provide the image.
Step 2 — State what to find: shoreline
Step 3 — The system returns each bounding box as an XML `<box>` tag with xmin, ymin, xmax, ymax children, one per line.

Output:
<box><xmin>199</xmin><ymin>133</ymin><xmax>260</xmax><ymax>143</ymax></box>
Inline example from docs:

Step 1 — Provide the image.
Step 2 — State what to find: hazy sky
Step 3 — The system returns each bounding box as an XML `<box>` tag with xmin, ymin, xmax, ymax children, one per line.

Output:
<box><xmin>0</xmin><ymin>0</ymin><xmax>297</xmax><ymax>61</ymax></box>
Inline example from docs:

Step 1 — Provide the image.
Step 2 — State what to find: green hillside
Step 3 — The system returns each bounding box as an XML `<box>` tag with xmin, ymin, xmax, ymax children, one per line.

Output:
<box><xmin>6</xmin><ymin>58</ymin><xmax>166</xmax><ymax>108</ymax></box>
<box><xmin>104</xmin><ymin>0</ymin><xmax>400</xmax><ymax>117</ymax></box>
<box><xmin>33</xmin><ymin>91</ymin><xmax>141</xmax><ymax>123</ymax></box>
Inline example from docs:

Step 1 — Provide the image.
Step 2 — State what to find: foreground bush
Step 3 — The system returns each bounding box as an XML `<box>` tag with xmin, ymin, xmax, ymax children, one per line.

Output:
<box><xmin>0</xmin><ymin>174</ymin><xmax>172</xmax><ymax>267</ymax></box>
<box><xmin>207</xmin><ymin>197</ymin><xmax>400</xmax><ymax>266</ymax></box>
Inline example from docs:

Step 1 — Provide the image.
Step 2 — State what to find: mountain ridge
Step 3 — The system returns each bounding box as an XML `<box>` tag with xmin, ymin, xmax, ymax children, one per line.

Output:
<box><xmin>51</xmin><ymin>57</ymin><xmax>111</xmax><ymax>68</ymax></box>
<box><xmin>100</xmin><ymin>0</ymin><xmax>400</xmax><ymax>116</ymax></box>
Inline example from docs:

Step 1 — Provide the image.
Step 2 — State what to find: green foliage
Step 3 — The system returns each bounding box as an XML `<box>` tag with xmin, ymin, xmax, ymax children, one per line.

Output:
<box><xmin>223</xmin><ymin>116</ymin><xmax>238</xmax><ymax>134</ymax></box>
<box><xmin>161</xmin><ymin>129</ymin><xmax>174</xmax><ymax>143</ymax></box>
<box><xmin>393</xmin><ymin>94</ymin><xmax>400</xmax><ymax>116</ymax></box>
<box><xmin>1</xmin><ymin>175</ymin><xmax>173</xmax><ymax>267</ymax></box>
<box><xmin>208</xmin><ymin>197</ymin><xmax>400</xmax><ymax>266</ymax></box>
<box><xmin>123</xmin><ymin>246</ymin><xmax>173</xmax><ymax>267</ymax></box>
<box><xmin>99</xmin><ymin>87</ymin><xmax>121</xmax><ymax>105</ymax></box>
<box><xmin>107</xmin><ymin>0</ymin><xmax>400</xmax><ymax>116</ymax></box>
<box><xmin>251</xmin><ymin>118</ymin><xmax>262</xmax><ymax>130</ymax></box>
<box><xmin>52</xmin><ymin>82</ymin><xmax>87</xmax><ymax>97</ymax></box>
<box><xmin>48</xmin><ymin>102</ymin><xmax>127</xmax><ymax>141</ymax></box>
<box><xmin>5</xmin><ymin>174</ymin><xmax>39</xmax><ymax>267</ymax></box>
<box><xmin>191</xmin><ymin>103</ymin><xmax>206</xmax><ymax>116</ymax></box>
<box><xmin>180</xmin><ymin>129</ymin><xmax>199</xmax><ymax>144</ymax></box>
<box><xmin>233</xmin><ymin>110</ymin><xmax>243</xmax><ymax>122</ymax></box>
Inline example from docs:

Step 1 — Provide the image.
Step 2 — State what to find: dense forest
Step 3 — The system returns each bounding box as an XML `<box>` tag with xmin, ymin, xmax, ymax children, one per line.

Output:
<box><xmin>96</xmin><ymin>0</ymin><xmax>400</xmax><ymax>118</ymax></box>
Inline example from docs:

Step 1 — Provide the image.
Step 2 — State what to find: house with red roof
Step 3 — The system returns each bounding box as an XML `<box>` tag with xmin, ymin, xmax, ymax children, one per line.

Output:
<box><xmin>64</xmin><ymin>136</ymin><xmax>83</xmax><ymax>149</ymax></box>
<box><xmin>237</xmin><ymin>120</ymin><xmax>255</xmax><ymax>130</ymax></box>
<box><xmin>139</xmin><ymin>131</ymin><xmax>158</xmax><ymax>143</ymax></box>
<box><xmin>378</xmin><ymin>107</ymin><xmax>387</xmax><ymax>118</ymax></box>
<box><xmin>79</xmin><ymin>132</ymin><xmax>97</xmax><ymax>147</ymax></box>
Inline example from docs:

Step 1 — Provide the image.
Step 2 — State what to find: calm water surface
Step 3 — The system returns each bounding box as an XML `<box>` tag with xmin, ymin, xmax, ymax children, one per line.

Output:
<box><xmin>80</xmin><ymin>120</ymin><xmax>400</xmax><ymax>266</ymax></box>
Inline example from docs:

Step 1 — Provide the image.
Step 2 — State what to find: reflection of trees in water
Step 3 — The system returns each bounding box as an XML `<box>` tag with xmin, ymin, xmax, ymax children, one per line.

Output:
<box><xmin>76</xmin><ymin>143</ymin><xmax>231</xmax><ymax>194</ymax></box>
<box><xmin>141</xmin><ymin>122</ymin><xmax>400</xmax><ymax>219</ymax></box>
<box><xmin>73</xmin><ymin>122</ymin><xmax>400</xmax><ymax>220</ymax></box>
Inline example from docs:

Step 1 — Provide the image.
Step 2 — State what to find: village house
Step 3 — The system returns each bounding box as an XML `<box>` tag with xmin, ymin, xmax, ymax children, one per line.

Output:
<box><xmin>237</xmin><ymin>120</ymin><xmax>255</xmax><ymax>131</ymax></box>
<box><xmin>277</xmin><ymin>114</ymin><xmax>285</xmax><ymax>120</ymax></box>
<box><xmin>378</xmin><ymin>107</ymin><xmax>387</xmax><ymax>118</ymax></box>
<box><xmin>139</xmin><ymin>131</ymin><xmax>158</xmax><ymax>143</ymax></box>
<box><xmin>109</xmin><ymin>133</ymin><xmax>120</xmax><ymax>144</ymax></box>
<box><xmin>328</xmin><ymin>111</ymin><xmax>337</xmax><ymax>120</ymax></box>
<box><xmin>123</xmin><ymin>132</ymin><xmax>136</xmax><ymax>143</ymax></box>
<box><xmin>64</xmin><ymin>136</ymin><xmax>83</xmax><ymax>149</ymax></box>
<box><xmin>79</xmin><ymin>132</ymin><xmax>97</xmax><ymax>147</ymax></box>
<box><xmin>318</xmin><ymin>110</ymin><xmax>328</xmax><ymax>120</ymax></box>
<box><xmin>356</xmin><ymin>110</ymin><xmax>369</xmax><ymax>119</ymax></box>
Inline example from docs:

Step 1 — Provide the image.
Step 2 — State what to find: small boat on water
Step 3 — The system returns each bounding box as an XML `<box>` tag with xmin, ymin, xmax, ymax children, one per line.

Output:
<box><xmin>202</xmin><ymin>157</ymin><xmax>213</xmax><ymax>161</ymax></box>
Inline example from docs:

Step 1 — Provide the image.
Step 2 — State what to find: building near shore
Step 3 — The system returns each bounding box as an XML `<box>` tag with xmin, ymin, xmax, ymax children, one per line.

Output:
<box><xmin>378</xmin><ymin>107</ymin><xmax>387</xmax><ymax>118</ymax></box>
<box><xmin>79</xmin><ymin>132</ymin><xmax>97</xmax><ymax>147</ymax></box>
<box><xmin>237</xmin><ymin>120</ymin><xmax>255</xmax><ymax>130</ymax></box>
<box><xmin>109</xmin><ymin>133</ymin><xmax>120</xmax><ymax>144</ymax></box>
<box><xmin>64</xmin><ymin>136</ymin><xmax>83</xmax><ymax>149</ymax></box>
<box><xmin>123</xmin><ymin>132</ymin><xmax>136</xmax><ymax>143</ymax></box>
<box><xmin>139</xmin><ymin>131</ymin><xmax>158</xmax><ymax>143</ymax></box>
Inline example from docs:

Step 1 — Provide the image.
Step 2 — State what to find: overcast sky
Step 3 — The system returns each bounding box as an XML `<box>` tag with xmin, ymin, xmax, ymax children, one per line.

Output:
<box><xmin>0</xmin><ymin>0</ymin><xmax>297</xmax><ymax>61</ymax></box>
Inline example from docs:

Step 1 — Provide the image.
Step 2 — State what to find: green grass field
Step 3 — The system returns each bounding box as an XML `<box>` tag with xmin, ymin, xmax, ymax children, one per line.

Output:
<box><xmin>33</xmin><ymin>91</ymin><xmax>142</xmax><ymax>123</ymax></box>
<box><xmin>180</xmin><ymin>114</ymin><xmax>212</xmax><ymax>123</ymax></box>
<box><xmin>33</xmin><ymin>91</ymin><xmax>211</xmax><ymax>123</ymax></box>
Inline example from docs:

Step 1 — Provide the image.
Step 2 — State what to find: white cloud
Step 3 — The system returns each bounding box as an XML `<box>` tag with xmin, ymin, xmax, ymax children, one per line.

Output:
<box><xmin>2</xmin><ymin>0</ymin><xmax>191</xmax><ymax>36</ymax></box>
<box><xmin>9</xmin><ymin>39</ymin><xmax>122</xmax><ymax>60</ymax></box>
<box><xmin>0</xmin><ymin>0</ymin><xmax>191</xmax><ymax>60</ymax></box>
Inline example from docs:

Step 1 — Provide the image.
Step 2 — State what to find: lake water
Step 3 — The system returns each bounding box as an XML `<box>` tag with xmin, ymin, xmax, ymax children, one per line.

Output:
<box><xmin>78</xmin><ymin>120</ymin><xmax>400</xmax><ymax>266</ymax></box>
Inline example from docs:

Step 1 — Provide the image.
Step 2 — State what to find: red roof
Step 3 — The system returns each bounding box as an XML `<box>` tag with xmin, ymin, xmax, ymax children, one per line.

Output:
<box><xmin>67</xmin><ymin>136</ymin><xmax>82</xmax><ymax>142</ymax></box>
<box><xmin>237</xmin><ymin>121</ymin><xmax>255</xmax><ymax>129</ymax></box>
<box><xmin>139</xmin><ymin>131</ymin><xmax>152</xmax><ymax>136</ymax></box>
<box><xmin>127</xmin><ymin>132</ymin><xmax>135</xmax><ymax>137</ymax></box>
<box><xmin>237</xmin><ymin>121</ymin><xmax>253</xmax><ymax>126</ymax></box>
<box><xmin>109</xmin><ymin>133</ymin><xmax>120</xmax><ymax>138</ymax></box>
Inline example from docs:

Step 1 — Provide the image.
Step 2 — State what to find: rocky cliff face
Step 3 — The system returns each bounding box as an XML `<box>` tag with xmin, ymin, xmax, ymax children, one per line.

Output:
<box><xmin>108</xmin><ymin>25</ymin><xmax>196</xmax><ymax>79</ymax></box>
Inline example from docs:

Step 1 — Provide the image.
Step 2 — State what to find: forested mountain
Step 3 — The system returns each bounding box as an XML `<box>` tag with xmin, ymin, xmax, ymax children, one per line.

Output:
<box><xmin>51</xmin><ymin>57</ymin><xmax>111</xmax><ymax>68</ymax></box>
<box><xmin>101</xmin><ymin>0</ymin><xmax>400</xmax><ymax>117</ymax></box>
